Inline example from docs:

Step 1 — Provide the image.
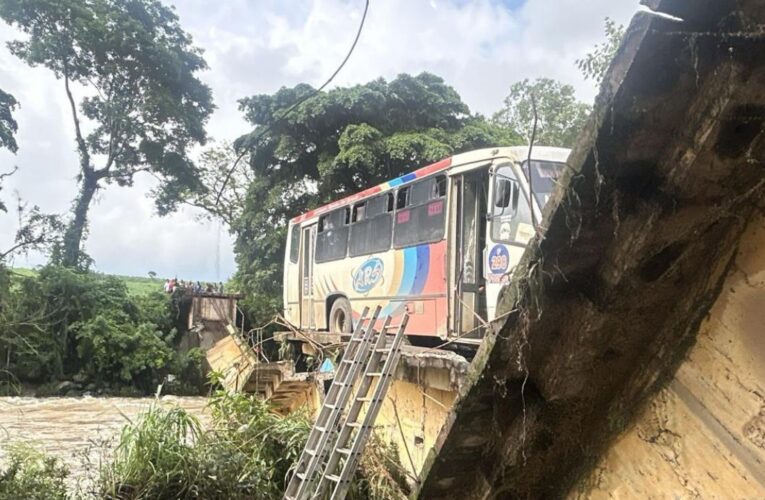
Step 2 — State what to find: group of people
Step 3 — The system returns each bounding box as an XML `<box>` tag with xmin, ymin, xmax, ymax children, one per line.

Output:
<box><xmin>163</xmin><ymin>278</ymin><xmax>225</xmax><ymax>295</ymax></box>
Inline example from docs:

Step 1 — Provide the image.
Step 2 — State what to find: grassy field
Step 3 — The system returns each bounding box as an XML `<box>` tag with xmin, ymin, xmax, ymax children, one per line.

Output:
<box><xmin>10</xmin><ymin>267</ymin><xmax>164</xmax><ymax>296</ymax></box>
<box><xmin>114</xmin><ymin>274</ymin><xmax>164</xmax><ymax>295</ymax></box>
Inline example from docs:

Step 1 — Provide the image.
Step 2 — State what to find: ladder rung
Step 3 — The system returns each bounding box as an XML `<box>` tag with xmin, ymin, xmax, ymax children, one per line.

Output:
<box><xmin>337</xmin><ymin>447</ymin><xmax>352</xmax><ymax>455</ymax></box>
<box><xmin>296</xmin><ymin>472</ymin><xmax>306</xmax><ymax>480</ymax></box>
<box><xmin>374</xmin><ymin>348</ymin><xmax>391</xmax><ymax>353</ymax></box>
<box><xmin>357</xmin><ymin>397</ymin><xmax>373</xmax><ymax>403</ymax></box>
<box><xmin>367</xmin><ymin>372</ymin><xmax>383</xmax><ymax>377</ymax></box>
<box><xmin>326</xmin><ymin>474</ymin><xmax>341</xmax><ymax>483</ymax></box>
<box><xmin>346</xmin><ymin>421</ymin><xmax>361</xmax><ymax>428</ymax></box>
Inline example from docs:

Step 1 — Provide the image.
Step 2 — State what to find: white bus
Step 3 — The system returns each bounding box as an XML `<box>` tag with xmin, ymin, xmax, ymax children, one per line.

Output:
<box><xmin>283</xmin><ymin>146</ymin><xmax>569</xmax><ymax>346</ymax></box>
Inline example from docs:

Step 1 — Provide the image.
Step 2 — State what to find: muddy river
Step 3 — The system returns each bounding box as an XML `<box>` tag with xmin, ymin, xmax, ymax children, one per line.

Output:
<box><xmin>0</xmin><ymin>396</ymin><xmax>209</xmax><ymax>491</ymax></box>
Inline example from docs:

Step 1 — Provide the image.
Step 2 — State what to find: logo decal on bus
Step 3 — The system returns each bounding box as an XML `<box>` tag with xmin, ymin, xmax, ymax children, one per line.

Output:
<box><xmin>353</xmin><ymin>257</ymin><xmax>384</xmax><ymax>293</ymax></box>
<box><xmin>488</xmin><ymin>244</ymin><xmax>510</xmax><ymax>274</ymax></box>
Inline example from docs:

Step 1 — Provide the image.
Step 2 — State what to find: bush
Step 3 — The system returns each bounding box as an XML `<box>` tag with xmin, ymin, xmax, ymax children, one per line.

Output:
<box><xmin>0</xmin><ymin>444</ymin><xmax>68</xmax><ymax>500</ymax></box>
<box><xmin>1</xmin><ymin>266</ymin><xmax>205</xmax><ymax>395</ymax></box>
<box><xmin>73</xmin><ymin>314</ymin><xmax>175</xmax><ymax>391</ymax></box>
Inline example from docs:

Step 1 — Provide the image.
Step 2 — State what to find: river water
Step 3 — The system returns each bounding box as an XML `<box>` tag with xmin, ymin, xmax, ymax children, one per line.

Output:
<box><xmin>0</xmin><ymin>396</ymin><xmax>209</xmax><ymax>491</ymax></box>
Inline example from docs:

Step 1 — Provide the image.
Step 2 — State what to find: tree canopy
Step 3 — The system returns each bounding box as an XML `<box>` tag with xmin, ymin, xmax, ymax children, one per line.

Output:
<box><xmin>201</xmin><ymin>72</ymin><xmax>518</xmax><ymax>320</ymax></box>
<box><xmin>0</xmin><ymin>0</ymin><xmax>214</xmax><ymax>267</ymax></box>
<box><xmin>493</xmin><ymin>78</ymin><xmax>591</xmax><ymax>149</ymax></box>
<box><xmin>0</xmin><ymin>88</ymin><xmax>18</xmax><ymax>154</ymax></box>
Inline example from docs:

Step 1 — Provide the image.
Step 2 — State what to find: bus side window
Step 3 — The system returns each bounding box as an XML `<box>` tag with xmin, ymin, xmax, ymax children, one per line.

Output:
<box><xmin>396</xmin><ymin>187</ymin><xmax>409</xmax><ymax>210</ymax></box>
<box><xmin>435</xmin><ymin>175</ymin><xmax>446</xmax><ymax>198</ymax></box>
<box><xmin>289</xmin><ymin>224</ymin><xmax>300</xmax><ymax>263</ymax></box>
<box><xmin>316</xmin><ymin>207</ymin><xmax>350</xmax><ymax>263</ymax></box>
<box><xmin>349</xmin><ymin>194</ymin><xmax>393</xmax><ymax>257</ymax></box>
<box><xmin>393</xmin><ymin>175</ymin><xmax>447</xmax><ymax>248</ymax></box>
<box><xmin>352</xmin><ymin>202</ymin><xmax>366</xmax><ymax>223</ymax></box>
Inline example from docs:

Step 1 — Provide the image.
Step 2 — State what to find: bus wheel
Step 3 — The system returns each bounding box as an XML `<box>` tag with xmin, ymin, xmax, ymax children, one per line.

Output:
<box><xmin>329</xmin><ymin>298</ymin><xmax>353</xmax><ymax>334</ymax></box>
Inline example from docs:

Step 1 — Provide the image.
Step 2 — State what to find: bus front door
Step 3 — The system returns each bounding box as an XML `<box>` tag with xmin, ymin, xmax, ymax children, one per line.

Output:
<box><xmin>300</xmin><ymin>224</ymin><xmax>317</xmax><ymax>330</ymax></box>
<box><xmin>453</xmin><ymin>170</ymin><xmax>488</xmax><ymax>339</ymax></box>
<box><xmin>485</xmin><ymin>162</ymin><xmax>534</xmax><ymax>321</ymax></box>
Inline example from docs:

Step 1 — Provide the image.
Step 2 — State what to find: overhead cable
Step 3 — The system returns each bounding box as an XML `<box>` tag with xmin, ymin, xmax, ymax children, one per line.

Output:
<box><xmin>214</xmin><ymin>0</ymin><xmax>371</xmax><ymax>208</ymax></box>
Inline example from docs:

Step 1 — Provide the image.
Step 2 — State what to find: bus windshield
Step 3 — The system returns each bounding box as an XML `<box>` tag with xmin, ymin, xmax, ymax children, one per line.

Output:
<box><xmin>521</xmin><ymin>160</ymin><xmax>564</xmax><ymax>207</ymax></box>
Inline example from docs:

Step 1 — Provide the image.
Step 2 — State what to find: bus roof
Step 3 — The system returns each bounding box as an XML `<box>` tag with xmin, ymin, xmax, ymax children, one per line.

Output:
<box><xmin>290</xmin><ymin>146</ymin><xmax>570</xmax><ymax>225</ymax></box>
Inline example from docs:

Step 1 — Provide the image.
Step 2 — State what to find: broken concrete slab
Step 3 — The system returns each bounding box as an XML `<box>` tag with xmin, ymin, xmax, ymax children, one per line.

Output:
<box><xmin>417</xmin><ymin>1</ymin><xmax>765</xmax><ymax>498</ymax></box>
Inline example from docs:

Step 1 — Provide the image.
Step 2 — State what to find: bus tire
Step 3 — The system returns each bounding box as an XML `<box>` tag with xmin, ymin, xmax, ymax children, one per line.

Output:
<box><xmin>329</xmin><ymin>298</ymin><xmax>353</xmax><ymax>334</ymax></box>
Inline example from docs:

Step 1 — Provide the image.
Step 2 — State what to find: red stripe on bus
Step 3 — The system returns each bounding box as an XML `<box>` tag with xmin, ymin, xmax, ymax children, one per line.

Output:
<box><xmin>290</xmin><ymin>156</ymin><xmax>453</xmax><ymax>224</ymax></box>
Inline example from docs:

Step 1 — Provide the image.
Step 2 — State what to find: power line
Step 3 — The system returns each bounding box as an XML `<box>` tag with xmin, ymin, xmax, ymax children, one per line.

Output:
<box><xmin>213</xmin><ymin>0</ymin><xmax>371</xmax><ymax>208</ymax></box>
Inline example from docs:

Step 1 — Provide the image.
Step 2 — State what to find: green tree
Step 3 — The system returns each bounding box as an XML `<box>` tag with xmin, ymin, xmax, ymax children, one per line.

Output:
<box><xmin>576</xmin><ymin>17</ymin><xmax>626</xmax><ymax>84</ymax></box>
<box><xmin>0</xmin><ymin>0</ymin><xmax>214</xmax><ymax>268</ymax></box>
<box><xmin>191</xmin><ymin>72</ymin><xmax>518</xmax><ymax>321</ymax></box>
<box><xmin>493</xmin><ymin>78</ymin><xmax>591</xmax><ymax>148</ymax></box>
<box><xmin>0</xmin><ymin>88</ymin><xmax>18</xmax><ymax>153</ymax></box>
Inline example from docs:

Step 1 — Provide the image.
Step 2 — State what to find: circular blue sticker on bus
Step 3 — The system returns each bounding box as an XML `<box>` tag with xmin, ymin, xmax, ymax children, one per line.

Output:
<box><xmin>488</xmin><ymin>245</ymin><xmax>510</xmax><ymax>274</ymax></box>
<box><xmin>353</xmin><ymin>257</ymin><xmax>384</xmax><ymax>293</ymax></box>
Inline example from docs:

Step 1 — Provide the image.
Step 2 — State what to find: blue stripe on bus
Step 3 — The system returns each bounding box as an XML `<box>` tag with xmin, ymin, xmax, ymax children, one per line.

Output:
<box><xmin>389</xmin><ymin>172</ymin><xmax>417</xmax><ymax>188</ymax></box>
<box><xmin>411</xmin><ymin>245</ymin><xmax>430</xmax><ymax>294</ymax></box>
<box><xmin>380</xmin><ymin>245</ymin><xmax>429</xmax><ymax>317</ymax></box>
<box><xmin>399</xmin><ymin>246</ymin><xmax>418</xmax><ymax>295</ymax></box>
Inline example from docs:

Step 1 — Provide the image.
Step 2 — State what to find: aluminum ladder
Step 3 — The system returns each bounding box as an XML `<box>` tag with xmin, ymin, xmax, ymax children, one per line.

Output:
<box><xmin>284</xmin><ymin>306</ymin><xmax>381</xmax><ymax>500</ymax></box>
<box><xmin>314</xmin><ymin>313</ymin><xmax>409</xmax><ymax>500</ymax></box>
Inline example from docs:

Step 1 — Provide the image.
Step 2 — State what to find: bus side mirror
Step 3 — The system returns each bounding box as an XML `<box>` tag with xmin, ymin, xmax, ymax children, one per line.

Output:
<box><xmin>494</xmin><ymin>178</ymin><xmax>519</xmax><ymax>216</ymax></box>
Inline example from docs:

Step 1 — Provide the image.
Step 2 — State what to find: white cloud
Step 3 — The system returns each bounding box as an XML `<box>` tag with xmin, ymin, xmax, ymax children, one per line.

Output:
<box><xmin>0</xmin><ymin>0</ymin><xmax>638</xmax><ymax>281</ymax></box>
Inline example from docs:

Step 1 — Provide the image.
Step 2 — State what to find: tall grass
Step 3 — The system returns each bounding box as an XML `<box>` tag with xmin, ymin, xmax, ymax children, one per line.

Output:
<box><xmin>100</xmin><ymin>390</ymin><xmax>407</xmax><ymax>499</ymax></box>
<box><xmin>100</xmin><ymin>406</ymin><xmax>203</xmax><ymax>498</ymax></box>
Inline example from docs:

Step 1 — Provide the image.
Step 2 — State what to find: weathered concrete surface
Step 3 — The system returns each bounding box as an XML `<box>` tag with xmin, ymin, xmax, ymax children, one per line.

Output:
<box><xmin>417</xmin><ymin>1</ymin><xmax>765</xmax><ymax>498</ymax></box>
<box><xmin>573</xmin><ymin>215</ymin><xmax>765</xmax><ymax>498</ymax></box>
<box><xmin>371</xmin><ymin>348</ymin><xmax>468</xmax><ymax>480</ymax></box>
<box><xmin>377</xmin><ymin>379</ymin><xmax>459</xmax><ymax>481</ymax></box>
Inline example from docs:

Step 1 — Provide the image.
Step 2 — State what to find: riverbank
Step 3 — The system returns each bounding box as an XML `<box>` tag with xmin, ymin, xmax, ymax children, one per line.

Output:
<box><xmin>0</xmin><ymin>396</ymin><xmax>209</xmax><ymax>494</ymax></box>
<box><xmin>0</xmin><ymin>393</ymin><xmax>406</xmax><ymax>499</ymax></box>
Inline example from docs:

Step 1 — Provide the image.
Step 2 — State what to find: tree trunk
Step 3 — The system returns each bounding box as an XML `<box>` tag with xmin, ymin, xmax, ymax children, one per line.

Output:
<box><xmin>61</xmin><ymin>172</ymin><xmax>98</xmax><ymax>268</ymax></box>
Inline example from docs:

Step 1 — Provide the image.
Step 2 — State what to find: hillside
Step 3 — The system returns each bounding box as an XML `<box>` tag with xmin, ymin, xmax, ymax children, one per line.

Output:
<box><xmin>10</xmin><ymin>267</ymin><xmax>164</xmax><ymax>296</ymax></box>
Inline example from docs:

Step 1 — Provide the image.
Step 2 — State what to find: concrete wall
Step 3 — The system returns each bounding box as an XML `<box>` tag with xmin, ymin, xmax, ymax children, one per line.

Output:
<box><xmin>376</xmin><ymin>379</ymin><xmax>457</xmax><ymax>478</ymax></box>
<box><xmin>188</xmin><ymin>295</ymin><xmax>237</xmax><ymax>328</ymax></box>
<box><xmin>574</xmin><ymin>215</ymin><xmax>765</xmax><ymax>498</ymax></box>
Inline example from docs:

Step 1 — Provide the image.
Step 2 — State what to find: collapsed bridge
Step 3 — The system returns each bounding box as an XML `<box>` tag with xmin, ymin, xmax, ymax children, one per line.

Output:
<box><xmin>417</xmin><ymin>0</ymin><xmax>765</xmax><ymax>497</ymax></box>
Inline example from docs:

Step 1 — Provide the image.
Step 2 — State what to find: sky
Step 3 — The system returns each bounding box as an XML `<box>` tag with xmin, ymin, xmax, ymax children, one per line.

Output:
<box><xmin>0</xmin><ymin>0</ymin><xmax>639</xmax><ymax>281</ymax></box>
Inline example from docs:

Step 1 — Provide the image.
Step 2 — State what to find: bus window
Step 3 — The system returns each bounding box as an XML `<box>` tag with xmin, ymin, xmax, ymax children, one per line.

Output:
<box><xmin>316</xmin><ymin>207</ymin><xmax>350</xmax><ymax>263</ymax></box>
<box><xmin>289</xmin><ymin>224</ymin><xmax>300</xmax><ymax>263</ymax></box>
<box><xmin>396</xmin><ymin>187</ymin><xmax>409</xmax><ymax>209</ymax></box>
<box><xmin>491</xmin><ymin>164</ymin><xmax>532</xmax><ymax>244</ymax></box>
<box><xmin>521</xmin><ymin>160</ymin><xmax>564</xmax><ymax>207</ymax></box>
<box><xmin>409</xmin><ymin>174</ymin><xmax>446</xmax><ymax>205</ymax></box>
<box><xmin>366</xmin><ymin>193</ymin><xmax>392</xmax><ymax>218</ymax></box>
<box><xmin>394</xmin><ymin>175</ymin><xmax>447</xmax><ymax>248</ymax></box>
<box><xmin>349</xmin><ymin>194</ymin><xmax>393</xmax><ymax>257</ymax></box>
<box><xmin>352</xmin><ymin>202</ymin><xmax>366</xmax><ymax>223</ymax></box>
